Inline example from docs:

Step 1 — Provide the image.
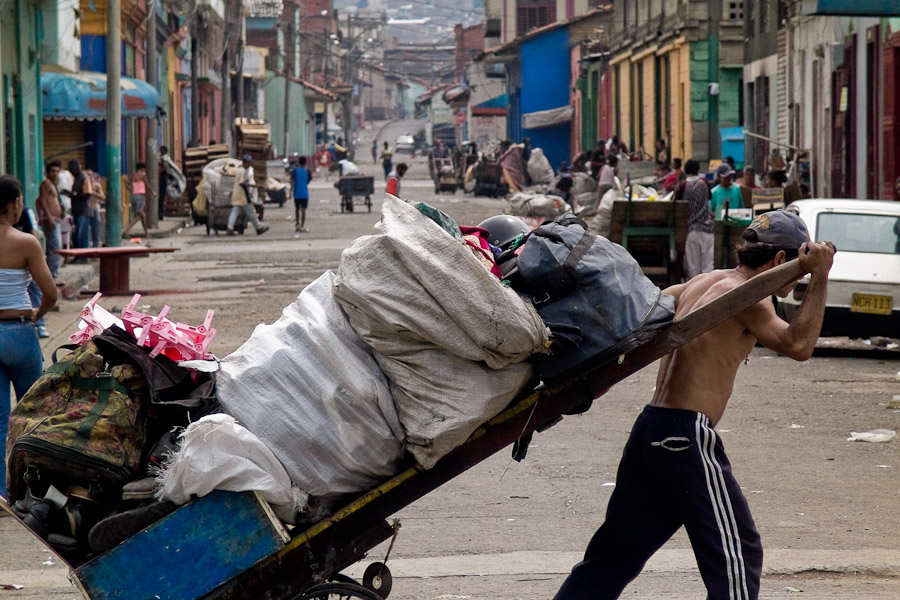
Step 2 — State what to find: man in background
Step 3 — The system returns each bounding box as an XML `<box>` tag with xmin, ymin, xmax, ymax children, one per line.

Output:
<box><xmin>290</xmin><ymin>156</ymin><xmax>312</xmax><ymax>233</ymax></box>
<box><xmin>36</xmin><ymin>161</ymin><xmax>63</xmax><ymax>280</ymax></box>
<box><xmin>227</xmin><ymin>154</ymin><xmax>269</xmax><ymax>236</ymax></box>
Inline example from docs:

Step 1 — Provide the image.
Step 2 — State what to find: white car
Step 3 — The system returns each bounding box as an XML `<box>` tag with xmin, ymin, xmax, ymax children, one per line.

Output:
<box><xmin>395</xmin><ymin>134</ymin><xmax>415</xmax><ymax>154</ymax></box>
<box><xmin>776</xmin><ymin>199</ymin><xmax>900</xmax><ymax>338</ymax></box>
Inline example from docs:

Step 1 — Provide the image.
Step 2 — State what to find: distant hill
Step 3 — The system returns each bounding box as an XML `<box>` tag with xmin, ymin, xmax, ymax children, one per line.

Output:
<box><xmin>334</xmin><ymin>0</ymin><xmax>483</xmax><ymax>43</ymax></box>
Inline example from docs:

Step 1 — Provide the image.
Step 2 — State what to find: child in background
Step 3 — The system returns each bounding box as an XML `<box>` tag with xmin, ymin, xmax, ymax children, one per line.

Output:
<box><xmin>124</xmin><ymin>162</ymin><xmax>150</xmax><ymax>238</ymax></box>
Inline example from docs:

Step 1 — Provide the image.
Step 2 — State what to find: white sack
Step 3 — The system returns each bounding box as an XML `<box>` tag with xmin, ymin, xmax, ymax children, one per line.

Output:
<box><xmin>157</xmin><ymin>414</ymin><xmax>306</xmax><ymax>523</ymax></box>
<box><xmin>217</xmin><ymin>272</ymin><xmax>405</xmax><ymax>503</ymax></box>
<box><xmin>573</xmin><ymin>172</ymin><xmax>597</xmax><ymax>195</ymax></box>
<box><xmin>334</xmin><ymin>196</ymin><xmax>548</xmax><ymax>467</ymax></box>
<box><xmin>527</xmin><ymin>148</ymin><xmax>554</xmax><ymax>184</ymax></box>
<box><xmin>574</xmin><ymin>191</ymin><xmax>597</xmax><ymax>217</ymax></box>
<box><xmin>588</xmin><ymin>187</ymin><xmax>618</xmax><ymax>238</ymax></box>
<box><xmin>508</xmin><ymin>192</ymin><xmax>568</xmax><ymax>218</ymax></box>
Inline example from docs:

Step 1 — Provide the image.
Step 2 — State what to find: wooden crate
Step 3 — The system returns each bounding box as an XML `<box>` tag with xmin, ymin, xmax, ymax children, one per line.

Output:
<box><xmin>72</xmin><ymin>491</ymin><xmax>289</xmax><ymax>600</ymax></box>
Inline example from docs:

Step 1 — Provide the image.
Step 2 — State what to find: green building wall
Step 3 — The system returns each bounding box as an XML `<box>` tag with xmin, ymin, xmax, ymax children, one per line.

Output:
<box><xmin>688</xmin><ymin>38</ymin><xmax>742</xmax><ymax>162</ymax></box>
<box><xmin>263</xmin><ymin>72</ymin><xmax>316</xmax><ymax>158</ymax></box>
<box><xmin>0</xmin><ymin>0</ymin><xmax>44</xmax><ymax>205</ymax></box>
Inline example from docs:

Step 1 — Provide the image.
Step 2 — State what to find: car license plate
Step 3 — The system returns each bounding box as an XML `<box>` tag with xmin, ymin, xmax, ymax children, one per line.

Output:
<box><xmin>850</xmin><ymin>293</ymin><xmax>893</xmax><ymax>315</ymax></box>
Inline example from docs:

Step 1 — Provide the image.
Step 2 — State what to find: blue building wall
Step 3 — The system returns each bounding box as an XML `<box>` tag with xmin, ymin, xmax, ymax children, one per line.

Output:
<box><xmin>519</xmin><ymin>27</ymin><xmax>571</xmax><ymax>169</ymax></box>
<box><xmin>80</xmin><ymin>35</ymin><xmax>130</xmax><ymax>175</ymax></box>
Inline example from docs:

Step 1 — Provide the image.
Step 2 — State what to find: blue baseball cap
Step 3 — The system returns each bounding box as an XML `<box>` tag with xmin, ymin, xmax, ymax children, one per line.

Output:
<box><xmin>242</xmin><ymin>153</ymin><xmax>252</xmax><ymax>162</ymax></box>
<box><xmin>745</xmin><ymin>210</ymin><xmax>811</xmax><ymax>250</ymax></box>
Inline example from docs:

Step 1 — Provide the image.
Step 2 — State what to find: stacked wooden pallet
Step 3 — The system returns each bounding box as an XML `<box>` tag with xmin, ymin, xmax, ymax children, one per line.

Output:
<box><xmin>175</xmin><ymin>146</ymin><xmax>211</xmax><ymax>216</ymax></box>
<box><xmin>235</xmin><ymin>119</ymin><xmax>271</xmax><ymax>191</ymax></box>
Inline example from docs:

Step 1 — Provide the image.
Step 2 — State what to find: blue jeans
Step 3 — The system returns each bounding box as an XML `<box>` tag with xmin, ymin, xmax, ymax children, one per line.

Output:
<box><xmin>26</xmin><ymin>280</ymin><xmax>44</xmax><ymax>328</ymax></box>
<box><xmin>73</xmin><ymin>215</ymin><xmax>91</xmax><ymax>249</ymax></box>
<box><xmin>0</xmin><ymin>319</ymin><xmax>43</xmax><ymax>497</ymax></box>
<box><xmin>90</xmin><ymin>209</ymin><xmax>102</xmax><ymax>247</ymax></box>
<box><xmin>42</xmin><ymin>221</ymin><xmax>61</xmax><ymax>278</ymax></box>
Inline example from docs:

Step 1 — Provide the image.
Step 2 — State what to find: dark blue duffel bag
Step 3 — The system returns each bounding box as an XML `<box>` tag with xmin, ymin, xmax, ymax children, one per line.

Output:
<box><xmin>502</xmin><ymin>214</ymin><xmax>676</xmax><ymax>385</ymax></box>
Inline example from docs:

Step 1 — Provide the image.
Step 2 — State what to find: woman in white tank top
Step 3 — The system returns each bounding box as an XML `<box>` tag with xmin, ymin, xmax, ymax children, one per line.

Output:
<box><xmin>0</xmin><ymin>174</ymin><xmax>57</xmax><ymax>498</ymax></box>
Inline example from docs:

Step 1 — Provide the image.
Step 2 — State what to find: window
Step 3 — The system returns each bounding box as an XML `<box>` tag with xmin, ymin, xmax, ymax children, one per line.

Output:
<box><xmin>517</xmin><ymin>0</ymin><xmax>556</xmax><ymax>36</ymax></box>
<box><xmin>816</xmin><ymin>213</ymin><xmax>900</xmax><ymax>255</ymax></box>
<box><xmin>725</xmin><ymin>1</ymin><xmax>743</xmax><ymax>20</ymax></box>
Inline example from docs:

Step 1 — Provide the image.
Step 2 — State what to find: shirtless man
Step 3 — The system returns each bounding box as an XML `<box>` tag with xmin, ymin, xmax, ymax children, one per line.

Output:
<box><xmin>554</xmin><ymin>210</ymin><xmax>835</xmax><ymax>600</ymax></box>
<box><xmin>35</xmin><ymin>160</ymin><xmax>63</xmax><ymax>279</ymax></box>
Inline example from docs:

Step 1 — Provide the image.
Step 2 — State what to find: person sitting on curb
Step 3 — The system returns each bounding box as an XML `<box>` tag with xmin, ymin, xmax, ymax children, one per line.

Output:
<box><xmin>227</xmin><ymin>154</ymin><xmax>269</xmax><ymax>236</ymax></box>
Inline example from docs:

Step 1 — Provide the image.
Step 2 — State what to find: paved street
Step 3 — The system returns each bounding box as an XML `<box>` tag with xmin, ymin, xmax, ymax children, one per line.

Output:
<box><xmin>5</xmin><ymin>137</ymin><xmax>900</xmax><ymax>599</ymax></box>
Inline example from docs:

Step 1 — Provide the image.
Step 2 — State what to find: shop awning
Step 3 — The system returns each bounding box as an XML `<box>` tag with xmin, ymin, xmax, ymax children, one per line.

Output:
<box><xmin>522</xmin><ymin>105</ymin><xmax>573</xmax><ymax>129</ymax></box>
<box><xmin>41</xmin><ymin>71</ymin><xmax>162</xmax><ymax>121</ymax></box>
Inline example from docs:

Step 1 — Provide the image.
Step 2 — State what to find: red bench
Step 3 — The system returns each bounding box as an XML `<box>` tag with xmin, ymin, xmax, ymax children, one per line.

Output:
<box><xmin>56</xmin><ymin>246</ymin><xmax>179</xmax><ymax>295</ymax></box>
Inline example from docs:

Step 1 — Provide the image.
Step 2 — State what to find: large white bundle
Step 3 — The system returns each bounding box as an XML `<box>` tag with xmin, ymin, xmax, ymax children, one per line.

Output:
<box><xmin>508</xmin><ymin>192</ymin><xmax>569</xmax><ymax>217</ymax></box>
<box><xmin>217</xmin><ymin>272</ymin><xmax>405</xmax><ymax>504</ymax></box>
<box><xmin>588</xmin><ymin>187</ymin><xmax>619</xmax><ymax>238</ymax></box>
<box><xmin>572</xmin><ymin>171</ymin><xmax>597</xmax><ymax>195</ymax></box>
<box><xmin>334</xmin><ymin>196</ymin><xmax>549</xmax><ymax>467</ymax></box>
<box><xmin>158</xmin><ymin>414</ymin><xmax>306</xmax><ymax>523</ymax></box>
<box><xmin>527</xmin><ymin>148</ymin><xmax>554</xmax><ymax>184</ymax></box>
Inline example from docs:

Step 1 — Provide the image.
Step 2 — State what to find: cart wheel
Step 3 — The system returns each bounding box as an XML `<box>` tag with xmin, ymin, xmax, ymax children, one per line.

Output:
<box><xmin>295</xmin><ymin>582</ymin><xmax>382</xmax><ymax>600</ymax></box>
<box><xmin>365</xmin><ymin>196</ymin><xmax>372</xmax><ymax>213</ymax></box>
<box><xmin>362</xmin><ymin>562</ymin><xmax>392</xmax><ymax>599</ymax></box>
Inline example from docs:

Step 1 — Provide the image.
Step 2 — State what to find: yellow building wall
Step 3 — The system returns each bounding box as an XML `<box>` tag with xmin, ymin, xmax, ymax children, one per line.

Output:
<box><xmin>616</xmin><ymin>57</ymin><xmax>631</xmax><ymax>146</ymax></box>
<box><xmin>80</xmin><ymin>0</ymin><xmax>139</xmax><ymax>36</ymax></box>
<box><xmin>640</xmin><ymin>54</ymin><xmax>655</xmax><ymax>158</ymax></box>
<box><xmin>664</xmin><ymin>39</ymin><xmax>690</xmax><ymax>163</ymax></box>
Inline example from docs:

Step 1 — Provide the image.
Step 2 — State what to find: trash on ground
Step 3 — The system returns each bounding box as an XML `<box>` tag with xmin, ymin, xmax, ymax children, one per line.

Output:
<box><xmin>847</xmin><ymin>429</ymin><xmax>896</xmax><ymax>443</ymax></box>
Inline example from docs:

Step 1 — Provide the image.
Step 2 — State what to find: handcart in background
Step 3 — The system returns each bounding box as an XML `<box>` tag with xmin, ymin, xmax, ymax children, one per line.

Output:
<box><xmin>337</xmin><ymin>175</ymin><xmax>375</xmax><ymax>213</ymax></box>
<box><xmin>431</xmin><ymin>156</ymin><xmax>459</xmax><ymax>194</ymax></box>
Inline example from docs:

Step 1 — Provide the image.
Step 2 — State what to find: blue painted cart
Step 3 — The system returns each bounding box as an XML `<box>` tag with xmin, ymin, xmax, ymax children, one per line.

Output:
<box><xmin>59</xmin><ymin>261</ymin><xmax>801</xmax><ymax>600</ymax></box>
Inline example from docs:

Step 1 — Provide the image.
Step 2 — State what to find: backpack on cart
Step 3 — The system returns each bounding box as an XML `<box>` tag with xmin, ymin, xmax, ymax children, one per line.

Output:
<box><xmin>6</xmin><ymin>326</ymin><xmax>216</xmax><ymax>562</ymax></box>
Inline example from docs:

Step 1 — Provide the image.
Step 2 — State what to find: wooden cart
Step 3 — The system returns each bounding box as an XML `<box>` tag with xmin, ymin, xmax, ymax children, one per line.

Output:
<box><xmin>337</xmin><ymin>176</ymin><xmax>375</xmax><ymax>213</ymax></box>
<box><xmin>40</xmin><ymin>262</ymin><xmax>805</xmax><ymax>600</ymax></box>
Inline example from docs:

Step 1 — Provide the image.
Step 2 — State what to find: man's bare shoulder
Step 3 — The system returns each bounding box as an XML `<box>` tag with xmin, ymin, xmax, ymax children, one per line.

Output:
<box><xmin>676</xmin><ymin>269</ymin><xmax>744</xmax><ymax>315</ymax></box>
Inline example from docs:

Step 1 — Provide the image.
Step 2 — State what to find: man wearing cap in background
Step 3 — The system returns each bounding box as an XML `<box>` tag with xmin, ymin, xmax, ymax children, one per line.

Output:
<box><xmin>227</xmin><ymin>154</ymin><xmax>269</xmax><ymax>236</ymax></box>
<box><xmin>709</xmin><ymin>162</ymin><xmax>744</xmax><ymax>220</ymax></box>
<box><xmin>554</xmin><ymin>210</ymin><xmax>835</xmax><ymax>600</ymax></box>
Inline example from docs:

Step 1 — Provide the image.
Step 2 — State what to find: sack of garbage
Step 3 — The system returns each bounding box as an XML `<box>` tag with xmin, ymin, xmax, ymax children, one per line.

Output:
<box><xmin>334</xmin><ymin>196</ymin><xmax>548</xmax><ymax>468</ymax></box>
<box><xmin>216</xmin><ymin>271</ymin><xmax>405</xmax><ymax>507</ymax></box>
<box><xmin>527</xmin><ymin>148</ymin><xmax>554</xmax><ymax>184</ymax></box>
<box><xmin>157</xmin><ymin>414</ymin><xmax>307</xmax><ymax>523</ymax></box>
<box><xmin>501</xmin><ymin>214</ymin><xmax>676</xmax><ymax>384</ymax></box>
<box><xmin>573</xmin><ymin>172</ymin><xmax>596</xmax><ymax>195</ymax></box>
<box><xmin>508</xmin><ymin>192</ymin><xmax>569</xmax><ymax>217</ymax></box>
<box><xmin>574</xmin><ymin>191</ymin><xmax>597</xmax><ymax>217</ymax></box>
<box><xmin>588</xmin><ymin>187</ymin><xmax>618</xmax><ymax>238</ymax></box>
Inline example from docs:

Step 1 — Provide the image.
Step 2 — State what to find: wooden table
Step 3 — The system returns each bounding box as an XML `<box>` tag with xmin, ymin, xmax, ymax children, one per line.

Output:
<box><xmin>56</xmin><ymin>246</ymin><xmax>179</xmax><ymax>295</ymax></box>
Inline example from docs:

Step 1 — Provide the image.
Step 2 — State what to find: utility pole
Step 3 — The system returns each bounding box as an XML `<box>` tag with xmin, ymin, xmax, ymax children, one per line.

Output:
<box><xmin>283</xmin><ymin>5</ymin><xmax>295</xmax><ymax>158</ymax></box>
<box><xmin>343</xmin><ymin>13</ymin><xmax>354</xmax><ymax>158</ymax></box>
<box><xmin>220</xmin><ymin>0</ymin><xmax>232</xmax><ymax>148</ymax></box>
<box><xmin>190</xmin><ymin>15</ymin><xmax>200</xmax><ymax>146</ymax></box>
<box><xmin>235</xmin><ymin>0</ymin><xmax>245</xmax><ymax>134</ymax></box>
<box><xmin>146</xmin><ymin>0</ymin><xmax>159</xmax><ymax>227</ymax></box>
<box><xmin>106</xmin><ymin>0</ymin><xmax>122</xmax><ymax>245</ymax></box>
